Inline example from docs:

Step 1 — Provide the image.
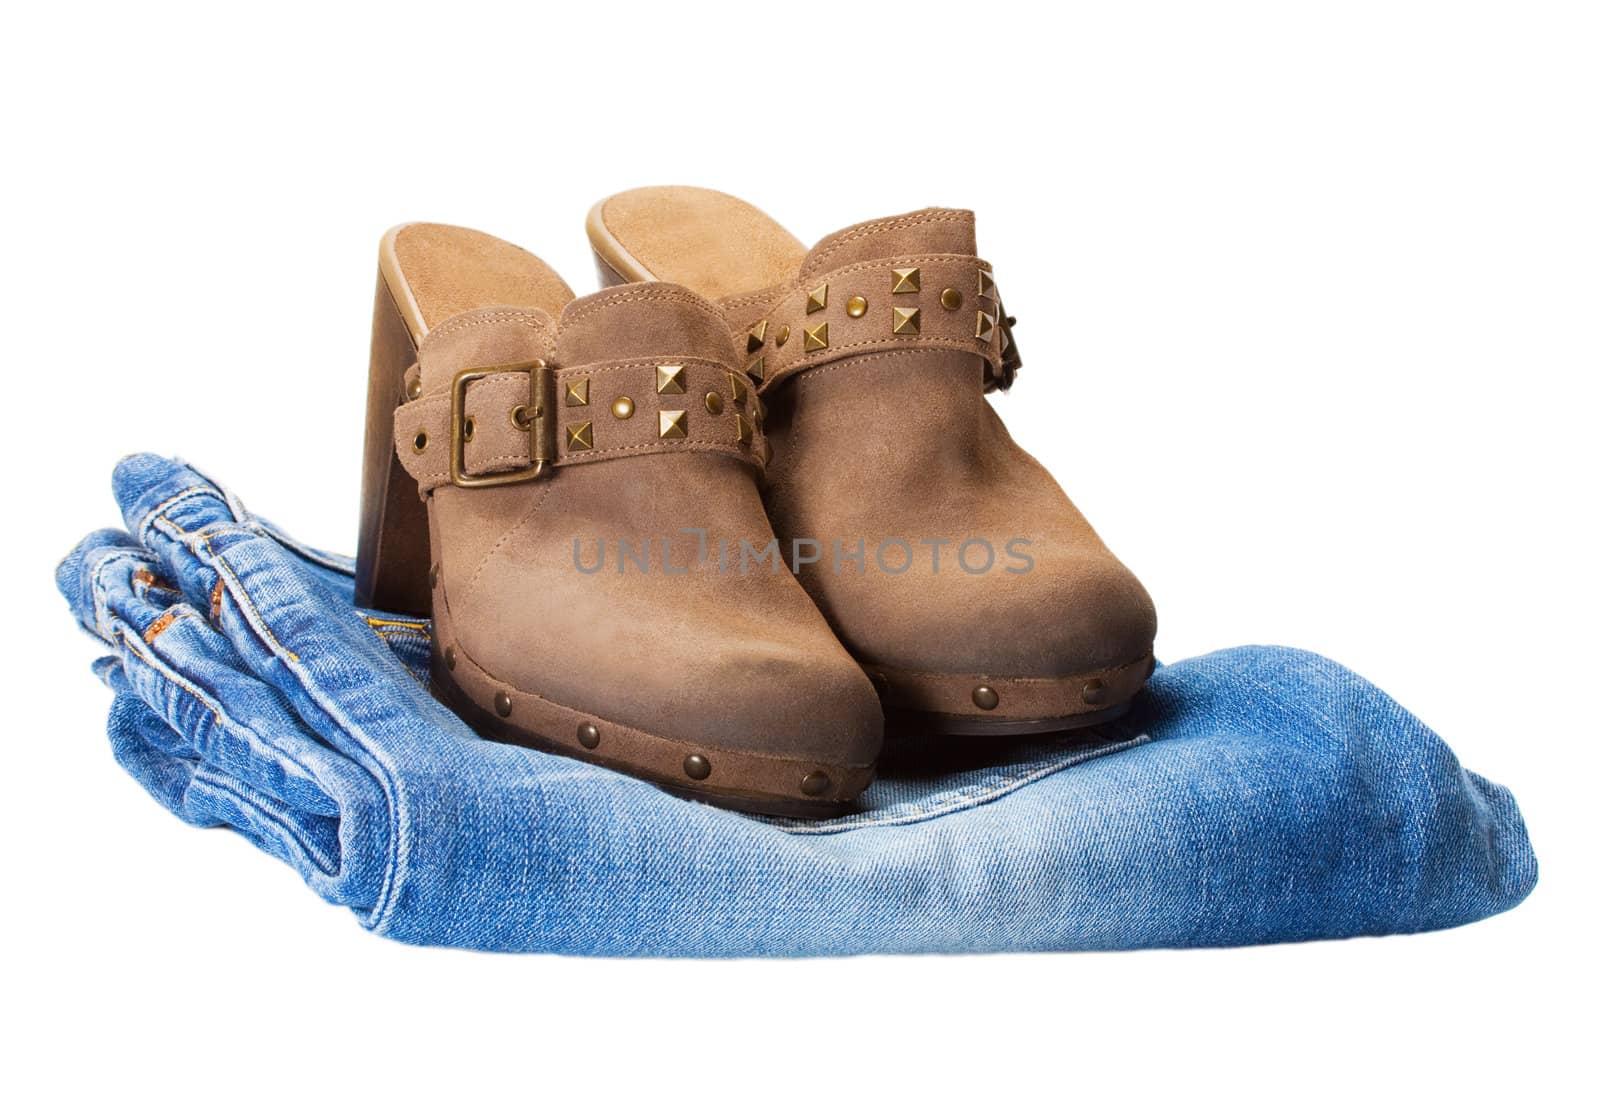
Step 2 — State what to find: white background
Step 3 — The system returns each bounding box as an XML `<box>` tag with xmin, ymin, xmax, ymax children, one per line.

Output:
<box><xmin>4</xmin><ymin>2</ymin><xmax>1595</xmax><ymax>1098</ymax></box>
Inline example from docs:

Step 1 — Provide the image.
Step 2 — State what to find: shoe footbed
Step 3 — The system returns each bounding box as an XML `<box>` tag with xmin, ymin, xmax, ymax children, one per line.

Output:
<box><xmin>587</xmin><ymin>186</ymin><xmax>806</xmax><ymax>299</ymax></box>
<box><xmin>383</xmin><ymin>222</ymin><xmax>575</xmax><ymax>339</ymax></box>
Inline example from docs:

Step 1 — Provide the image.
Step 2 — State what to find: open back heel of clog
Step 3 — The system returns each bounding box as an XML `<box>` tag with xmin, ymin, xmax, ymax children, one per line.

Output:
<box><xmin>354</xmin><ymin>223</ymin><xmax>575</xmax><ymax>616</ymax></box>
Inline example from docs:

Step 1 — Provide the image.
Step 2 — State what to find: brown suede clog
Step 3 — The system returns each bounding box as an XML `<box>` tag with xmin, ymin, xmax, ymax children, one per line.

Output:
<box><xmin>356</xmin><ymin>224</ymin><xmax>882</xmax><ymax>816</ymax></box>
<box><xmin>587</xmin><ymin>189</ymin><xmax>1158</xmax><ymax>735</ymax></box>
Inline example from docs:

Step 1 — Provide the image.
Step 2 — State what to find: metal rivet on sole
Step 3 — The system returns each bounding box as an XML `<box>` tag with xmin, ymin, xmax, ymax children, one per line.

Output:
<box><xmin>800</xmin><ymin>770</ymin><xmax>833</xmax><ymax>797</ymax></box>
<box><xmin>1081</xmin><ymin>679</ymin><xmax>1107</xmax><ymax>706</ymax></box>
<box><xmin>444</xmin><ymin>646</ymin><xmax>456</xmax><ymax>670</ymax></box>
<box><xmin>683</xmin><ymin>754</ymin><xmax>712</xmax><ymax>781</ymax></box>
<box><xmin>576</xmin><ymin>722</ymin><xmax>600</xmax><ymax>749</ymax></box>
<box><xmin>972</xmin><ymin>685</ymin><xmax>1000</xmax><ymax>710</ymax></box>
<box><xmin>494</xmin><ymin>691</ymin><xmax>513</xmax><ymax>717</ymax></box>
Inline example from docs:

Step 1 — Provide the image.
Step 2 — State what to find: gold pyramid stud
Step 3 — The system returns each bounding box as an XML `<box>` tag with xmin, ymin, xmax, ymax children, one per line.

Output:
<box><xmin>656</xmin><ymin>364</ymin><xmax>686</xmax><ymax>394</ymax></box>
<box><xmin>747</xmin><ymin>320</ymin><xmax>768</xmax><ymax>354</ymax></box>
<box><xmin>804</xmin><ymin>323</ymin><xmax>829</xmax><ymax>352</ymax></box>
<box><xmin>975</xmin><ymin>310</ymin><xmax>996</xmax><ymax>341</ymax></box>
<box><xmin>564</xmin><ymin>378</ymin><xmax>589</xmax><ymax>407</ymax></box>
<box><xmin>748</xmin><ymin>356</ymin><xmax>766</xmax><ymax>382</ymax></box>
<box><xmin>734</xmin><ymin>413</ymin><xmax>753</xmax><ymax>445</ymax></box>
<box><xmin>806</xmin><ymin>284</ymin><xmax>829</xmax><ymax>314</ymax></box>
<box><xmin>891</xmin><ymin>267</ymin><xmax>921</xmax><ymax>293</ymax></box>
<box><xmin>659</xmin><ymin>410</ymin><xmax>687</xmax><ymax>439</ymax></box>
<box><xmin>728</xmin><ymin>372</ymin><xmax>749</xmax><ymax>404</ymax></box>
<box><xmin>977</xmin><ymin>268</ymin><xmax>997</xmax><ymax>299</ymax></box>
<box><xmin>892</xmin><ymin>306</ymin><xmax>920</xmax><ymax>335</ymax></box>
<box><xmin>566</xmin><ymin>421</ymin><xmax>593</xmax><ymax>451</ymax></box>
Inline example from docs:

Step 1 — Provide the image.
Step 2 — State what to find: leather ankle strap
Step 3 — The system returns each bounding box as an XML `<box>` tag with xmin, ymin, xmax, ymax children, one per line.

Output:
<box><xmin>393</xmin><ymin>356</ymin><xmax>768</xmax><ymax>494</ymax></box>
<box><xmin>736</xmin><ymin>253</ymin><xmax>1020</xmax><ymax>394</ymax></box>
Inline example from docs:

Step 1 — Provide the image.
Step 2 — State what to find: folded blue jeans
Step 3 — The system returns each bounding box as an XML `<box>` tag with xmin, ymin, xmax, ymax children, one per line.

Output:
<box><xmin>56</xmin><ymin>455</ymin><xmax>1536</xmax><ymax>955</ymax></box>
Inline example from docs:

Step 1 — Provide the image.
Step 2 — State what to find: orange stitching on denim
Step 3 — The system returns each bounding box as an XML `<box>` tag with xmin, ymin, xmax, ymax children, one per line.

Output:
<box><xmin>136</xmin><ymin>484</ymin><xmax>222</xmax><ymax>543</ymax></box>
<box><xmin>365</xmin><ymin>616</ymin><xmax>430</xmax><ymax>633</ymax></box>
<box><xmin>142</xmin><ymin>609</ymin><xmax>180</xmax><ymax>643</ymax></box>
<box><xmin>132</xmin><ymin>567</ymin><xmax>180</xmax><ymax>596</ymax></box>
<box><xmin>203</xmin><ymin>540</ymin><xmax>301</xmax><ymax>663</ymax></box>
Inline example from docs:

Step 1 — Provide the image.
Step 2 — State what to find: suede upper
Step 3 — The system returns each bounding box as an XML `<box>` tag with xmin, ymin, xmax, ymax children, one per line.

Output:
<box><xmin>726</xmin><ymin>210</ymin><xmax>1158</xmax><ymax>683</ymax></box>
<box><xmin>416</xmin><ymin>286</ymin><xmax>883</xmax><ymax>763</ymax></box>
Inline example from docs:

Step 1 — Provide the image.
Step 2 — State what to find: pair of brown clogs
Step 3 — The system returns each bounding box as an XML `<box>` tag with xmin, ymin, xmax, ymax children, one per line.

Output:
<box><xmin>356</xmin><ymin>187</ymin><xmax>1156</xmax><ymax>818</ymax></box>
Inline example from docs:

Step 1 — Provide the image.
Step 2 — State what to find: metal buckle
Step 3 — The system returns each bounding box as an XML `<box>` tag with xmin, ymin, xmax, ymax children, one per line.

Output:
<box><xmin>449</xmin><ymin>359</ymin><xmax>555</xmax><ymax>488</ymax></box>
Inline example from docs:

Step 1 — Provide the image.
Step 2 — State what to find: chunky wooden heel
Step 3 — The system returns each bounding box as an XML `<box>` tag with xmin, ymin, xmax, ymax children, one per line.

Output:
<box><xmin>354</xmin><ymin>268</ymin><xmax>431</xmax><ymax>615</ymax></box>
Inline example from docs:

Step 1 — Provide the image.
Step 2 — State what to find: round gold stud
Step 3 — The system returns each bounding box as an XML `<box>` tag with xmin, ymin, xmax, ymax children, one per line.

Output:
<box><xmin>429</xmin><ymin>563</ymin><xmax>440</xmax><ymax>588</ymax></box>
<box><xmin>611</xmin><ymin>396</ymin><xmax>635</xmax><ymax>420</ymax></box>
<box><xmin>775</xmin><ymin>325</ymin><xmax>790</xmax><ymax>346</ymax></box>
<box><xmin>800</xmin><ymin>770</ymin><xmax>833</xmax><ymax>797</ymax></box>
<box><xmin>406</xmin><ymin>376</ymin><xmax>423</xmax><ymax>401</ymax></box>
<box><xmin>941</xmin><ymin>288</ymin><xmax>963</xmax><ymax>311</ymax></box>
<box><xmin>576</xmin><ymin>722</ymin><xmax>600</xmax><ymax>749</ymax></box>
<box><xmin>444</xmin><ymin>646</ymin><xmax>456</xmax><ymax>670</ymax></box>
<box><xmin>846</xmin><ymin>295</ymin><xmax>868</xmax><ymax>318</ymax></box>
<box><xmin>704</xmin><ymin>391</ymin><xmax>724</xmax><ymax>415</ymax></box>
<box><xmin>494</xmin><ymin>691</ymin><xmax>513</xmax><ymax>717</ymax></box>
<box><xmin>972</xmin><ymin>685</ymin><xmax>1000</xmax><ymax>710</ymax></box>
<box><xmin>1081</xmin><ymin>679</ymin><xmax>1107</xmax><ymax>707</ymax></box>
<box><xmin>510</xmin><ymin>404</ymin><xmax>531</xmax><ymax>430</ymax></box>
<box><xmin>462</xmin><ymin>416</ymin><xmax>476</xmax><ymax>442</ymax></box>
<box><xmin>683</xmin><ymin>754</ymin><xmax>712</xmax><ymax>781</ymax></box>
<box><xmin>411</xmin><ymin>431</ymin><xmax>428</xmax><ymax>453</ymax></box>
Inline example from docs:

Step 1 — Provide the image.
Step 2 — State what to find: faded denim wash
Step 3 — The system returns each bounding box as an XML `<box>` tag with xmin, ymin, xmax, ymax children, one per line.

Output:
<box><xmin>55</xmin><ymin>455</ymin><xmax>1536</xmax><ymax>955</ymax></box>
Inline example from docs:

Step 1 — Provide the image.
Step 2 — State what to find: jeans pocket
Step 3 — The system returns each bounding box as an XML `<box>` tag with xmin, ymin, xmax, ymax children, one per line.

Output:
<box><xmin>766</xmin><ymin>727</ymin><xmax>1151</xmax><ymax>835</ymax></box>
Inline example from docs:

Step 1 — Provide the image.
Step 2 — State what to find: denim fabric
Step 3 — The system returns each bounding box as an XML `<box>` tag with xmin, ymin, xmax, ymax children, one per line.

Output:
<box><xmin>56</xmin><ymin>454</ymin><xmax>1536</xmax><ymax>955</ymax></box>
